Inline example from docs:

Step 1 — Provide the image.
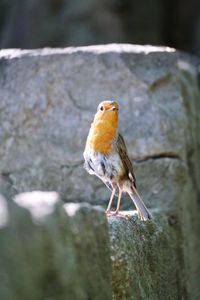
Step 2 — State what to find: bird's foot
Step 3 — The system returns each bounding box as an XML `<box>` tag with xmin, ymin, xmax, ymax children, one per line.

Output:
<box><xmin>112</xmin><ymin>210</ymin><xmax>119</xmax><ymax>216</ymax></box>
<box><xmin>106</xmin><ymin>210</ymin><xmax>129</xmax><ymax>218</ymax></box>
<box><xmin>105</xmin><ymin>210</ymin><xmax>120</xmax><ymax>216</ymax></box>
<box><xmin>110</xmin><ymin>210</ymin><xmax>127</xmax><ymax>217</ymax></box>
<box><xmin>105</xmin><ymin>210</ymin><xmax>114</xmax><ymax>216</ymax></box>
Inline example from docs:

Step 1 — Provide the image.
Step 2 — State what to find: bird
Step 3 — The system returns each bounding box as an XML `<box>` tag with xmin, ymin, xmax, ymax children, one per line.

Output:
<box><xmin>83</xmin><ymin>100</ymin><xmax>151</xmax><ymax>221</ymax></box>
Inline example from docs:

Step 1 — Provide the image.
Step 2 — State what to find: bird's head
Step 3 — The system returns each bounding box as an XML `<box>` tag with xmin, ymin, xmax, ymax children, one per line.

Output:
<box><xmin>94</xmin><ymin>101</ymin><xmax>119</xmax><ymax>123</ymax></box>
<box><xmin>97</xmin><ymin>101</ymin><xmax>119</xmax><ymax>114</ymax></box>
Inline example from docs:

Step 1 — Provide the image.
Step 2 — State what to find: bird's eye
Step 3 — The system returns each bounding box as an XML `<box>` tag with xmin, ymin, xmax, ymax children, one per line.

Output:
<box><xmin>100</xmin><ymin>106</ymin><xmax>104</xmax><ymax>111</ymax></box>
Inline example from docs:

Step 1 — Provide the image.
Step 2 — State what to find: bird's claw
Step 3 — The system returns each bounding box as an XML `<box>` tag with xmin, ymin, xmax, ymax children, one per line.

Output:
<box><xmin>105</xmin><ymin>210</ymin><xmax>126</xmax><ymax>217</ymax></box>
<box><xmin>105</xmin><ymin>210</ymin><xmax>113</xmax><ymax>216</ymax></box>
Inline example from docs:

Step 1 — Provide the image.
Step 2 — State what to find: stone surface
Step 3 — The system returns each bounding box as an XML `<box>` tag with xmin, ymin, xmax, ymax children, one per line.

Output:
<box><xmin>108</xmin><ymin>207</ymin><xmax>200</xmax><ymax>300</ymax></box>
<box><xmin>0</xmin><ymin>44</ymin><xmax>199</xmax><ymax>212</ymax></box>
<box><xmin>1</xmin><ymin>191</ymin><xmax>199</xmax><ymax>299</ymax></box>
<box><xmin>0</xmin><ymin>195</ymin><xmax>112</xmax><ymax>300</ymax></box>
<box><xmin>0</xmin><ymin>45</ymin><xmax>200</xmax><ymax>299</ymax></box>
<box><xmin>108</xmin><ymin>212</ymin><xmax>179</xmax><ymax>299</ymax></box>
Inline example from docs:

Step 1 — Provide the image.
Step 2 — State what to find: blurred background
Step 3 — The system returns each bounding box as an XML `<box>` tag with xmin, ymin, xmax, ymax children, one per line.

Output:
<box><xmin>0</xmin><ymin>0</ymin><xmax>200</xmax><ymax>56</ymax></box>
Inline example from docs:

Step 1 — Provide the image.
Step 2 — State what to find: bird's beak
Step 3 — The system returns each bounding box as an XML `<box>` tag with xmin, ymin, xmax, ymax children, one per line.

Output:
<box><xmin>107</xmin><ymin>106</ymin><xmax>116</xmax><ymax>111</ymax></box>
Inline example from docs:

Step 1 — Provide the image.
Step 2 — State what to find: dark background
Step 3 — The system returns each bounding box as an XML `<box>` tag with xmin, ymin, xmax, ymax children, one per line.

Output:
<box><xmin>0</xmin><ymin>0</ymin><xmax>200</xmax><ymax>56</ymax></box>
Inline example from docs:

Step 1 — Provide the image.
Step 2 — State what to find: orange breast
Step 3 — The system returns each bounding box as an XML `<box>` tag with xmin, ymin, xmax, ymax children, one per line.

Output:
<box><xmin>86</xmin><ymin>112</ymin><xmax>118</xmax><ymax>155</ymax></box>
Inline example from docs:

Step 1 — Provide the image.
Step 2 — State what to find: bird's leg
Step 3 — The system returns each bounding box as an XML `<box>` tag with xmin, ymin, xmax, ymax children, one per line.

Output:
<box><xmin>113</xmin><ymin>184</ymin><xmax>123</xmax><ymax>215</ymax></box>
<box><xmin>106</xmin><ymin>183</ymin><xmax>117</xmax><ymax>215</ymax></box>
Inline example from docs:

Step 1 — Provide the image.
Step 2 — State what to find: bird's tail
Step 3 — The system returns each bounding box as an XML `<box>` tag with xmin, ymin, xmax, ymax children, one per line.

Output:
<box><xmin>128</xmin><ymin>185</ymin><xmax>151</xmax><ymax>221</ymax></box>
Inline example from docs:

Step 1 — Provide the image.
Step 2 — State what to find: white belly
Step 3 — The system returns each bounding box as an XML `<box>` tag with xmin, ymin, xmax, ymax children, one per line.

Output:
<box><xmin>83</xmin><ymin>148</ymin><xmax>123</xmax><ymax>181</ymax></box>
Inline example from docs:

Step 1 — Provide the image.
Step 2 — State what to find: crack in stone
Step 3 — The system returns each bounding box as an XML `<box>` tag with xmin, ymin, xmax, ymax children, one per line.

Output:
<box><xmin>1</xmin><ymin>172</ymin><xmax>13</xmax><ymax>186</ymax></box>
<box><xmin>60</xmin><ymin>160</ymin><xmax>84</xmax><ymax>169</ymax></box>
<box><xmin>0</xmin><ymin>171</ymin><xmax>18</xmax><ymax>196</ymax></box>
<box><xmin>149</xmin><ymin>73</ymin><xmax>172</xmax><ymax>91</ymax></box>
<box><xmin>133</xmin><ymin>152</ymin><xmax>181</xmax><ymax>163</ymax></box>
<box><xmin>67</xmin><ymin>91</ymin><xmax>89</xmax><ymax>111</ymax></box>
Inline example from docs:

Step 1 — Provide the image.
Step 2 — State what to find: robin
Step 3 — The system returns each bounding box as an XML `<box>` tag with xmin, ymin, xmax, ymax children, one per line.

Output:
<box><xmin>83</xmin><ymin>101</ymin><xmax>151</xmax><ymax>221</ymax></box>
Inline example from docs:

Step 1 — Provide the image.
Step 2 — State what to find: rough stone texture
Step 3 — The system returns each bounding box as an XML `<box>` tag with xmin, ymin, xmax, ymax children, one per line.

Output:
<box><xmin>0</xmin><ymin>45</ymin><xmax>200</xmax><ymax>299</ymax></box>
<box><xmin>109</xmin><ymin>213</ymin><xmax>179</xmax><ymax>300</ymax></box>
<box><xmin>0</xmin><ymin>192</ymin><xmax>198</xmax><ymax>300</ymax></box>
<box><xmin>0</xmin><ymin>45</ymin><xmax>199</xmax><ymax>210</ymax></box>
<box><xmin>0</xmin><ymin>194</ymin><xmax>112</xmax><ymax>300</ymax></box>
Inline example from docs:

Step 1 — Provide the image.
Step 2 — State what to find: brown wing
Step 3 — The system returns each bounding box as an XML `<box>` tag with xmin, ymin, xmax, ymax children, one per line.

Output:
<box><xmin>117</xmin><ymin>133</ymin><xmax>136</xmax><ymax>188</ymax></box>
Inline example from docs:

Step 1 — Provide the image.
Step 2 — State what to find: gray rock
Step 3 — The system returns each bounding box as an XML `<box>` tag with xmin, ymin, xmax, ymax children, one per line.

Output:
<box><xmin>0</xmin><ymin>189</ymin><xmax>198</xmax><ymax>299</ymax></box>
<box><xmin>0</xmin><ymin>45</ymin><xmax>199</xmax><ymax>210</ymax></box>
<box><xmin>0</xmin><ymin>194</ymin><xmax>112</xmax><ymax>300</ymax></box>
<box><xmin>108</xmin><ymin>212</ymin><xmax>180</xmax><ymax>299</ymax></box>
<box><xmin>0</xmin><ymin>45</ymin><xmax>200</xmax><ymax>299</ymax></box>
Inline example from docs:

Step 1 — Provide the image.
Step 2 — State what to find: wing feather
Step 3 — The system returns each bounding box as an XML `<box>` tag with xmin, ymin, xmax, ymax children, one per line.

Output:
<box><xmin>117</xmin><ymin>133</ymin><xmax>136</xmax><ymax>188</ymax></box>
